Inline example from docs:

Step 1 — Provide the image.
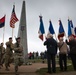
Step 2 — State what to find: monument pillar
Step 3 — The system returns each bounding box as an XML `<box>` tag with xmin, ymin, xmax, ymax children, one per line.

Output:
<box><xmin>18</xmin><ymin>0</ymin><xmax>28</xmax><ymax>64</ymax></box>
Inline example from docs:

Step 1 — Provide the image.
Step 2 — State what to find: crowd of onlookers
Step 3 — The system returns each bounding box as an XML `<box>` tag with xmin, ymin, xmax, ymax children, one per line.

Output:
<box><xmin>28</xmin><ymin>51</ymin><xmax>47</xmax><ymax>60</ymax></box>
<box><xmin>28</xmin><ymin>50</ymin><xmax>71</xmax><ymax>60</ymax></box>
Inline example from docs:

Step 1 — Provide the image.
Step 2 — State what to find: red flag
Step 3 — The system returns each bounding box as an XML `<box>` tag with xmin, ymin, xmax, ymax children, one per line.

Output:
<box><xmin>10</xmin><ymin>5</ymin><xmax>18</xmax><ymax>28</ymax></box>
<box><xmin>0</xmin><ymin>15</ymin><xmax>5</xmax><ymax>28</ymax></box>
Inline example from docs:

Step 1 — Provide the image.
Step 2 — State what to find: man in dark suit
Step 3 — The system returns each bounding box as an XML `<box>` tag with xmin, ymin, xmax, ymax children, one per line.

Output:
<box><xmin>44</xmin><ymin>34</ymin><xmax>57</xmax><ymax>73</ymax></box>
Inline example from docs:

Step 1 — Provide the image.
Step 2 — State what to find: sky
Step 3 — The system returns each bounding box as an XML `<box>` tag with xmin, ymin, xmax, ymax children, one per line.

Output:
<box><xmin>0</xmin><ymin>0</ymin><xmax>76</xmax><ymax>54</ymax></box>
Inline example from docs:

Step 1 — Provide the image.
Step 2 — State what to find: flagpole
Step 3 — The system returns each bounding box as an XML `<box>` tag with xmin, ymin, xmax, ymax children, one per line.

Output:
<box><xmin>12</xmin><ymin>28</ymin><xmax>14</xmax><ymax>41</ymax></box>
<box><xmin>3</xmin><ymin>26</ymin><xmax>5</xmax><ymax>43</ymax></box>
<box><xmin>3</xmin><ymin>15</ymin><xmax>6</xmax><ymax>43</ymax></box>
<box><xmin>44</xmin><ymin>34</ymin><xmax>46</xmax><ymax>41</ymax></box>
<box><xmin>55</xmin><ymin>34</ymin><xmax>57</xmax><ymax>41</ymax></box>
<box><xmin>10</xmin><ymin>4</ymin><xmax>18</xmax><ymax>41</ymax></box>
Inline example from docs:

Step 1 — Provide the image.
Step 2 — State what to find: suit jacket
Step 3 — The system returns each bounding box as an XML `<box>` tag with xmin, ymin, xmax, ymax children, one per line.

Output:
<box><xmin>66</xmin><ymin>39</ymin><xmax>76</xmax><ymax>54</ymax></box>
<box><xmin>44</xmin><ymin>38</ymin><xmax>57</xmax><ymax>54</ymax></box>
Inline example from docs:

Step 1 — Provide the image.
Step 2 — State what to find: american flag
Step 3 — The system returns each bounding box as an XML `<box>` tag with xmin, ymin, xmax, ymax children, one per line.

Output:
<box><xmin>10</xmin><ymin>5</ymin><xmax>18</xmax><ymax>28</ymax></box>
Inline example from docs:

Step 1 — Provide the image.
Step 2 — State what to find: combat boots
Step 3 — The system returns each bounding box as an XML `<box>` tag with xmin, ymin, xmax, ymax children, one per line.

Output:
<box><xmin>15</xmin><ymin>66</ymin><xmax>19</xmax><ymax>75</ymax></box>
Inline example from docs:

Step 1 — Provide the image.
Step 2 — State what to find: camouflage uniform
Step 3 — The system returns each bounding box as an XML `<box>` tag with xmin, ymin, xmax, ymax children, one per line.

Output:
<box><xmin>14</xmin><ymin>37</ymin><xmax>23</xmax><ymax>74</ymax></box>
<box><xmin>5</xmin><ymin>41</ymin><xmax>14</xmax><ymax>70</ymax></box>
<box><xmin>0</xmin><ymin>43</ymin><xmax>5</xmax><ymax>67</ymax></box>
<box><xmin>0</xmin><ymin>46</ymin><xmax>2</xmax><ymax>68</ymax></box>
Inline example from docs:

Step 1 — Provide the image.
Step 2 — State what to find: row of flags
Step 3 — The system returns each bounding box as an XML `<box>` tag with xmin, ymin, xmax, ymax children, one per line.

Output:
<box><xmin>0</xmin><ymin>5</ymin><xmax>76</xmax><ymax>41</ymax></box>
<box><xmin>38</xmin><ymin>16</ymin><xmax>76</xmax><ymax>41</ymax></box>
<box><xmin>0</xmin><ymin>5</ymin><xmax>18</xmax><ymax>28</ymax></box>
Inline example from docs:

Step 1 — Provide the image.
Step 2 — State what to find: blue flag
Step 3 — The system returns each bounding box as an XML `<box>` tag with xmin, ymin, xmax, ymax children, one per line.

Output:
<box><xmin>48</xmin><ymin>20</ymin><xmax>55</xmax><ymax>35</ymax></box>
<box><xmin>74</xmin><ymin>27</ymin><xmax>76</xmax><ymax>35</ymax></box>
<box><xmin>68</xmin><ymin>19</ymin><xmax>76</xmax><ymax>38</ymax></box>
<box><xmin>68</xmin><ymin>19</ymin><xmax>72</xmax><ymax>37</ymax></box>
<box><xmin>38</xmin><ymin>16</ymin><xmax>45</xmax><ymax>41</ymax></box>
<box><xmin>70</xmin><ymin>20</ymin><xmax>73</xmax><ymax>28</ymax></box>
<box><xmin>58</xmin><ymin>20</ymin><xmax>65</xmax><ymax>39</ymax></box>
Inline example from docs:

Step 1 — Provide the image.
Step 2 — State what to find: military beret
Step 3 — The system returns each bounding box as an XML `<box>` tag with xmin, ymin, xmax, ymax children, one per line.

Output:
<box><xmin>9</xmin><ymin>37</ymin><xmax>12</xmax><ymax>39</ymax></box>
<box><xmin>16</xmin><ymin>37</ymin><xmax>20</xmax><ymax>40</ymax></box>
<box><xmin>1</xmin><ymin>42</ymin><xmax>3</xmax><ymax>44</ymax></box>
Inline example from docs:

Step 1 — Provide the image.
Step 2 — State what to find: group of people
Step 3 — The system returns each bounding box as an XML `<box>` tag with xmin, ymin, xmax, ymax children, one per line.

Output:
<box><xmin>0</xmin><ymin>35</ymin><xmax>76</xmax><ymax>74</ymax></box>
<box><xmin>44</xmin><ymin>34</ymin><xmax>76</xmax><ymax>74</ymax></box>
<box><xmin>0</xmin><ymin>37</ymin><xmax>23</xmax><ymax>75</ymax></box>
<box><xmin>28</xmin><ymin>51</ymin><xmax>39</xmax><ymax>59</ymax></box>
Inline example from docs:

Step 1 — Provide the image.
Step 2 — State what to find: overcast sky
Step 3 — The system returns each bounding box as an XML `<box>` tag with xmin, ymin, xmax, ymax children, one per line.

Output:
<box><xmin>0</xmin><ymin>0</ymin><xmax>76</xmax><ymax>53</ymax></box>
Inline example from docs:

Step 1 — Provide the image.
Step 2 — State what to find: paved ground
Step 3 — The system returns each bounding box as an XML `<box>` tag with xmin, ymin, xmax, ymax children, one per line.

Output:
<box><xmin>0</xmin><ymin>63</ymin><xmax>47</xmax><ymax>73</ymax></box>
<box><xmin>0</xmin><ymin>63</ymin><xmax>76</xmax><ymax>75</ymax></box>
<box><xmin>0</xmin><ymin>63</ymin><xmax>47</xmax><ymax>75</ymax></box>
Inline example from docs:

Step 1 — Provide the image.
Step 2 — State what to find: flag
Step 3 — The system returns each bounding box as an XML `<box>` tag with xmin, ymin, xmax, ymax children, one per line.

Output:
<box><xmin>38</xmin><ymin>16</ymin><xmax>45</xmax><ymax>41</ymax></box>
<box><xmin>10</xmin><ymin>5</ymin><xmax>18</xmax><ymax>28</ymax></box>
<box><xmin>48</xmin><ymin>20</ymin><xmax>55</xmax><ymax>35</ymax></box>
<box><xmin>0</xmin><ymin>15</ymin><xmax>5</xmax><ymax>28</ymax></box>
<box><xmin>70</xmin><ymin>20</ymin><xmax>75</xmax><ymax>37</ymax></box>
<box><xmin>58</xmin><ymin>20</ymin><xmax>65</xmax><ymax>39</ymax></box>
<box><xmin>68</xmin><ymin>19</ymin><xmax>72</xmax><ymax>37</ymax></box>
<box><xmin>74</xmin><ymin>27</ymin><xmax>76</xmax><ymax>35</ymax></box>
<box><xmin>68</xmin><ymin>19</ymin><xmax>76</xmax><ymax>37</ymax></box>
<box><xmin>70</xmin><ymin>20</ymin><xmax>73</xmax><ymax>28</ymax></box>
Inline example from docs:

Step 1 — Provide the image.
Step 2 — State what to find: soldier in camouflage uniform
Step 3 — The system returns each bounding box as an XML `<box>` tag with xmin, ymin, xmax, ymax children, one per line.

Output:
<box><xmin>0</xmin><ymin>43</ymin><xmax>5</xmax><ymax>68</ymax></box>
<box><xmin>5</xmin><ymin>37</ymin><xmax>14</xmax><ymax>71</ymax></box>
<box><xmin>0</xmin><ymin>44</ymin><xmax>2</xmax><ymax>69</ymax></box>
<box><xmin>13</xmin><ymin>37</ymin><xmax>23</xmax><ymax>75</ymax></box>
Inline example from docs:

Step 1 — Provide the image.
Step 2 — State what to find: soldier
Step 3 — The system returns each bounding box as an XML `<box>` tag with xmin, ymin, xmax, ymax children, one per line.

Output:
<box><xmin>0</xmin><ymin>44</ymin><xmax>2</xmax><ymax>69</ymax></box>
<box><xmin>0</xmin><ymin>43</ymin><xmax>5</xmax><ymax>68</ymax></box>
<box><xmin>5</xmin><ymin>37</ymin><xmax>14</xmax><ymax>71</ymax></box>
<box><xmin>13</xmin><ymin>37</ymin><xmax>23</xmax><ymax>75</ymax></box>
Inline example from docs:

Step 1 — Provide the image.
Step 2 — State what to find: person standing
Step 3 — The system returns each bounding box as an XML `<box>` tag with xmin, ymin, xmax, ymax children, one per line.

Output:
<box><xmin>58</xmin><ymin>37</ymin><xmax>68</xmax><ymax>71</ymax></box>
<box><xmin>44</xmin><ymin>34</ymin><xmax>57</xmax><ymax>73</ymax></box>
<box><xmin>0</xmin><ymin>43</ymin><xmax>5</xmax><ymax>68</ymax></box>
<box><xmin>13</xmin><ymin>37</ymin><xmax>23</xmax><ymax>75</ymax></box>
<box><xmin>66</xmin><ymin>35</ymin><xmax>76</xmax><ymax>70</ymax></box>
<box><xmin>0</xmin><ymin>44</ymin><xmax>2</xmax><ymax>69</ymax></box>
<box><xmin>5</xmin><ymin>37</ymin><xmax>14</xmax><ymax>71</ymax></box>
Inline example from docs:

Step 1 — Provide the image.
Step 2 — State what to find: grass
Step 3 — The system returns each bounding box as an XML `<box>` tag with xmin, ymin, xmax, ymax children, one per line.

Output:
<box><xmin>36</xmin><ymin>65</ymin><xmax>74</xmax><ymax>75</ymax></box>
<box><xmin>28</xmin><ymin>59</ymin><xmax>42</xmax><ymax>63</ymax></box>
<box><xmin>28</xmin><ymin>58</ymin><xmax>47</xmax><ymax>63</ymax></box>
<box><xmin>28</xmin><ymin>58</ymin><xmax>74</xmax><ymax>75</ymax></box>
<box><xmin>36</xmin><ymin>59</ymin><xmax>74</xmax><ymax>75</ymax></box>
